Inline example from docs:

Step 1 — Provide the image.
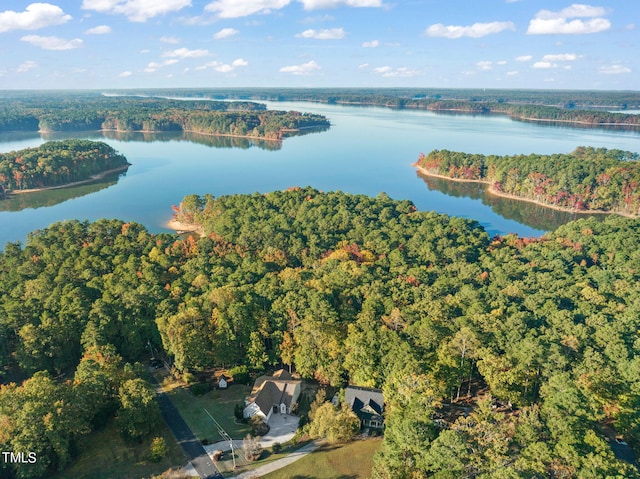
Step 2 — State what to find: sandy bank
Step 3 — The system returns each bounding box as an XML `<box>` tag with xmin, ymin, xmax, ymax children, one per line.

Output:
<box><xmin>166</xmin><ymin>218</ymin><xmax>205</xmax><ymax>236</ymax></box>
<box><xmin>7</xmin><ymin>164</ymin><xmax>130</xmax><ymax>195</ymax></box>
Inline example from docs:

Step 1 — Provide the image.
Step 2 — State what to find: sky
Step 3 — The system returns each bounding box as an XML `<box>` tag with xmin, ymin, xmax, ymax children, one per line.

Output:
<box><xmin>0</xmin><ymin>0</ymin><xmax>637</xmax><ymax>90</ymax></box>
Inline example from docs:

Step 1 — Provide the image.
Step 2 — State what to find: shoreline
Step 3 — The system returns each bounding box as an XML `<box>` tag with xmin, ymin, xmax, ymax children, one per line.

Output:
<box><xmin>7</xmin><ymin>164</ymin><xmax>130</xmax><ymax>195</ymax></box>
<box><xmin>414</xmin><ymin>165</ymin><xmax>637</xmax><ymax>218</ymax></box>
<box><xmin>166</xmin><ymin>218</ymin><xmax>205</xmax><ymax>236</ymax></box>
<box><xmin>312</xmin><ymin>100</ymin><xmax>640</xmax><ymax>128</ymax></box>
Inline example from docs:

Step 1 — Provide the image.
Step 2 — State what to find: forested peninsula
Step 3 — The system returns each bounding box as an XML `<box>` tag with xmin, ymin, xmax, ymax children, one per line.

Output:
<box><xmin>2</xmin><ymin>188</ymin><xmax>640</xmax><ymax>478</ymax></box>
<box><xmin>415</xmin><ymin>147</ymin><xmax>640</xmax><ymax>216</ymax></box>
<box><xmin>0</xmin><ymin>94</ymin><xmax>330</xmax><ymax>140</ymax></box>
<box><xmin>0</xmin><ymin>140</ymin><xmax>129</xmax><ymax>193</ymax></box>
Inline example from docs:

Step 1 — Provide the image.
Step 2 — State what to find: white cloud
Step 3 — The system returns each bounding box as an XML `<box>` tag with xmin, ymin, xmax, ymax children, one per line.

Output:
<box><xmin>144</xmin><ymin>59</ymin><xmax>179</xmax><ymax>72</ymax></box>
<box><xmin>163</xmin><ymin>48</ymin><xmax>210</xmax><ymax>59</ymax></box>
<box><xmin>506</xmin><ymin>70</ymin><xmax>519</xmax><ymax>76</ymax></box>
<box><xmin>542</xmin><ymin>53</ymin><xmax>580</xmax><ymax>61</ymax></box>
<box><xmin>362</xmin><ymin>39</ymin><xmax>379</xmax><ymax>47</ymax></box>
<box><xmin>295</xmin><ymin>28</ymin><xmax>345</xmax><ymax>39</ymax></box>
<box><xmin>205</xmin><ymin>0</ymin><xmax>382</xmax><ymax>18</ymax></box>
<box><xmin>598</xmin><ymin>64</ymin><xmax>631</xmax><ymax>75</ymax></box>
<box><xmin>279</xmin><ymin>60</ymin><xmax>321</xmax><ymax>75</ymax></box>
<box><xmin>545</xmin><ymin>4</ymin><xmax>606</xmax><ymax>18</ymax></box>
<box><xmin>425</xmin><ymin>21</ymin><xmax>515</xmax><ymax>39</ymax></box>
<box><xmin>372</xmin><ymin>65</ymin><xmax>417</xmax><ymax>77</ymax></box>
<box><xmin>213</xmin><ymin>27</ymin><xmax>239</xmax><ymax>39</ymax></box>
<box><xmin>496</xmin><ymin>60</ymin><xmax>507</xmax><ymax>65</ymax></box>
<box><xmin>16</xmin><ymin>60</ymin><xmax>38</xmax><ymax>73</ymax></box>
<box><xmin>21</xmin><ymin>35</ymin><xmax>83</xmax><ymax>50</ymax></box>
<box><xmin>205</xmin><ymin>0</ymin><xmax>290</xmax><ymax>18</ymax></box>
<box><xmin>527</xmin><ymin>4</ymin><xmax>610</xmax><ymax>34</ymax></box>
<box><xmin>476</xmin><ymin>61</ymin><xmax>493</xmax><ymax>71</ymax></box>
<box><xmin>515</xmin><ymin>55</ymin><xmax>532</xmax><ymax>61</ymax></box>
<box><xmin>533</xmin><ymin>61</ymin><xmax>556</xmax><ymax>69</ymax></box>
<box><xmin>118</xmin><ymin>71</ymin><xmax>132</xmax><ymax>77</ymax></box>
<box><xmin>196</xmin><ymin>58</ymin><xmax>248</xmax><ymax>73</ymax></box>
<box><xmin>0</xmin><ymin>3</ymin><xmax>71</xmax><ymax>32</ymax></box>
<box><xmin>358</xmin><ymin>63</ymin><xmax>369</xmax><ymax>69</ymax></box>
<box><xmin>82</xmin><ymin>0</ymin><xmax>192</xmax><ymax>22</ymax></box>
<box><xmin>160</xmin><ymin>35</ymin><xmax>181</xmax><ymax>44</ymax></box>
<box><xmin>85</xmin><ymin>25</ymin><xmax>112</xmax><ymax>34</ymax></box>
<box><xmin>298</xmin><ymin>0</ymin><xmax>383</xmax><ymax>8</ymax></box>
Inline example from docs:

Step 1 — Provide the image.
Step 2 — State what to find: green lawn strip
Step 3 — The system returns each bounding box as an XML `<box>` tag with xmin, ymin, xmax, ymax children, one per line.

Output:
<box><xmin>261</xmin><ymin>439</ymin><xmax>382</xmax><ymax>479</ymax></box>
<box><xmin>162</xmin><ymin>378</ymin><xmax>253</xmax><ymax>442</ymax></box>
<box><xmin>53</xmin><ymin>418</ymin><xmax>188</xmax><ymax>479</ymax></box>
<box><xmin>216</xmin><ymin>441</ymin><xmax>309</xmax><ymax>477</ymax></box>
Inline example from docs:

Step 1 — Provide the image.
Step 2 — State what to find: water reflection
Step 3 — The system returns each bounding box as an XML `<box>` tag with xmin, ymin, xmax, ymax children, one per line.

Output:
<box><xmin>417</xmin><ymin>172</ymin><xmax>604</xmax><ymax>233</ymax></box>
<box><xmin>0</xmin><ymin>170</ymin><xmax>126</xmax><ymax>212</ymax></box>
<box><xmin>6</xmin><ymin>124</ymin><xmax>332</xmax><ymax>152</ymax></box>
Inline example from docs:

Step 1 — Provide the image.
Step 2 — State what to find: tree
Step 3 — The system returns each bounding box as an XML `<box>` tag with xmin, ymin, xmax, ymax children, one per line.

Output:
<box><xmin>117</xmin><ymin>378</ymin><xmax>160</xmax><ymax>440</ymax></box>
<box><xmin>307</xmin><ymin>402</ymin><xmax>359</xmax><ymax>443</ymax></box>
<box><xmin>243</xmin><ymin>434</ymin><xmax>263</xmax><ymax>461</ymax></box>
<box><xmin>147</xmin><ymin>437</ymin><xmax>168</xmax><ymax>462</ymax></box>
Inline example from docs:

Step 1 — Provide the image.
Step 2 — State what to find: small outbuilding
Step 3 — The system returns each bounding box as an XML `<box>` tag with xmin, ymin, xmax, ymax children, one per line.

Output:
<box><xmin>217</xmin><ymin>375</ymin><xmax>229</xmax><ymax>389</ymax></box>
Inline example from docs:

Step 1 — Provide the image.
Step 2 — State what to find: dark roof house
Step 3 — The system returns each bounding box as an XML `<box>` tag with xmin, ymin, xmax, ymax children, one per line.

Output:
<box><xmin>345</xmin><ymin>385</ymin><xmax>385</xmax><ymax>430</ymax></box>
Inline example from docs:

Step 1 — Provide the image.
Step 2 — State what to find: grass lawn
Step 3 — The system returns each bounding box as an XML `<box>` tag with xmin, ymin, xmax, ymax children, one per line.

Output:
<box><xmin>53</xmin><ymin>418</ymin><xmax>189</xmax><ymax>479</ymax></box>
<box><xmin>262</xmin><ymin>438</ymin><xmax>382</xmax><ymax>479</ymax></box>
<box><xmin>159</xmin><ymin>373</ymin><xmax>252</xmax><ymax>442</ymax></box>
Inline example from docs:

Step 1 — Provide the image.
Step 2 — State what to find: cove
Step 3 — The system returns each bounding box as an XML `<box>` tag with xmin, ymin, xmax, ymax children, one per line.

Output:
<box><xmin>1</xmin><ymin>100</ymin><xmax>639</xmax><ymax>247</ymax></box>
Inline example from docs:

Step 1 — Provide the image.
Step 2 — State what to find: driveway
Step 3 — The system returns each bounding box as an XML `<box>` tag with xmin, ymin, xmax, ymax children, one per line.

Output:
<box><xmin>149</xmin><ymin>373</ymin><xmax>223</xmax><ymax>479</ymax></box>
<box><xmin>205</xmin><ymin>413</ymin><xmax>300</xmax><ymax>453</ymax></box>
<box><xmin>228</xmin><ymin>440</ymin><xmax>321</xmax><ymax>479</ymax></box>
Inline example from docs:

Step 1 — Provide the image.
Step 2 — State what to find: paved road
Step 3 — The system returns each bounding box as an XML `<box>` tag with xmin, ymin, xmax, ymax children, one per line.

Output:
<box><xmin>150</xmin><ymin>374</ymin><xmax>223</xmax><ymax>479</ymax></box>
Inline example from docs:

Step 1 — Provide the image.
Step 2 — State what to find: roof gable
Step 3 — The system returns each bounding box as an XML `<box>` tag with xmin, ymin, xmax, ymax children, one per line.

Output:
<box><xmin>345</xmin><ymin>386</ymin><xmax>384</xmax><ymax>415</ymax></box>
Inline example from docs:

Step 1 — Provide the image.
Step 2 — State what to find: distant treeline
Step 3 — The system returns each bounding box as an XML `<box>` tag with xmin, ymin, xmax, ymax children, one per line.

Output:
<box><xmin>0</xmin><ymin>140</ymin><xmax>128</xmax><ymax>191</ymax></box>
<box><xmin>94</xmin><ymin>88</ymin><xmax>640</xmax><ymax>128</ymax></box>
<box><xmin>0</xmin><ymin>94</ymin><xmax>330</xmax><ymax>140</ymax></box>
<box><xmin>97</xmin><ymin>87</ymin><xmax>640</xmax><ymax>109</ymax></box>
<box><xmin>416</xmin><ymin>147</ymin><xmax>640</xmax><ymax>215</ymax></box>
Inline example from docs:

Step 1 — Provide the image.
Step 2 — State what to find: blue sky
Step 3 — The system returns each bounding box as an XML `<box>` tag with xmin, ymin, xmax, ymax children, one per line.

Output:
<box><xmin>0</xmin><ymin>1</ymin><xmax>637</xmax><ymax>90</ymax></box>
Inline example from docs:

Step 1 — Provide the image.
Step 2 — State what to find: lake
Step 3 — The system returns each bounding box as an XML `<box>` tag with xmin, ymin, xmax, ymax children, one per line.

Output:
<box><xmin>1</xmin><ymin>100</ymin><xmax>640</xmax><ymax>247</ymax></box>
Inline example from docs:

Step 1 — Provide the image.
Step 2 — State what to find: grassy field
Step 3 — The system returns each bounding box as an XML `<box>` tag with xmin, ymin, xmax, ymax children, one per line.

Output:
<box><xmin>159</xmin><ymin>373</ymin><xmax>253</xmax><ymax>442</ymax></box>
<box><xmin>53</xmin><ymin>418</ymin><xmax>189</xmax><ymax>479</ymax></box>
<box><xmin>262</xmin><ymin>439</ymin><xmax>382</xmax><ymax>479</ymax></box>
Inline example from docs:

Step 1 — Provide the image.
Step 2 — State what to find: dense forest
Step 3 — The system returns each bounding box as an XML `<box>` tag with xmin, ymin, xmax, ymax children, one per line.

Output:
<box><xmin>0</xmin><ymin>140</ymin><xmax>128</xmax><ymax>192</ymax></box>
<box><xmin>416</xmin><ymin>147</ymin><xmax>640</xmax><ymax>216</ymax></box>
<box><xmin>1</xmin><ymin>188</ymin><xmax>640</xmax><ymax>477</ymax></box>
<box><xmin>0</xmin><ymin>94</ymin><xmax>330</xmax><ymax>140</ymax></box>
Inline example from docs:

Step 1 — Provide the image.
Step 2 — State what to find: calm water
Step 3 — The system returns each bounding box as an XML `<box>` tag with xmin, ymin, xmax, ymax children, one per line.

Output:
<box><xmin>1</xmin><ymin>100</ymin><xmax>640</xmax><ymax>247</ymax></box>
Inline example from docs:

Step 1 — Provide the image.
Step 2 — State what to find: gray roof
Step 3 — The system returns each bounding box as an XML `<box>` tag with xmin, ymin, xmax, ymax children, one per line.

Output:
<box><xmin>345</xmin><ymin>386</ymin><xmax>384</xmax><ymax>417</ymax></box>
<box><xmin>250</xmin><ymin>369</ymin><xmax>300</xmax><ymax>416</ymax></box>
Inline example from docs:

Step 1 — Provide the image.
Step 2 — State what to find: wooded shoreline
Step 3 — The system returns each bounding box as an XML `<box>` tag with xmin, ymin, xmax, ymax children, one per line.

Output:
<box><xmin>414</xmin><ymin>164</ymin><xmax>637</xmax><ymax>218</ymax></box>
<box><xmin>5</xmin><ymin>164</ymin><xmax>130</xmax><ymax>195</ymax></box>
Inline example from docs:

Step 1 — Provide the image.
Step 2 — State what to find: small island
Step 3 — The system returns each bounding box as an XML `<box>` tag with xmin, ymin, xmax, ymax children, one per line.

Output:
<box><xmin>414</xmin><ymin>147</ymin><xmax>640</xmax><ymax>217</ymax></box>
<box><xmin>0</xmin><ymin>140</ymin><xmax>130</xmax><ymax>195</ymax></box>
